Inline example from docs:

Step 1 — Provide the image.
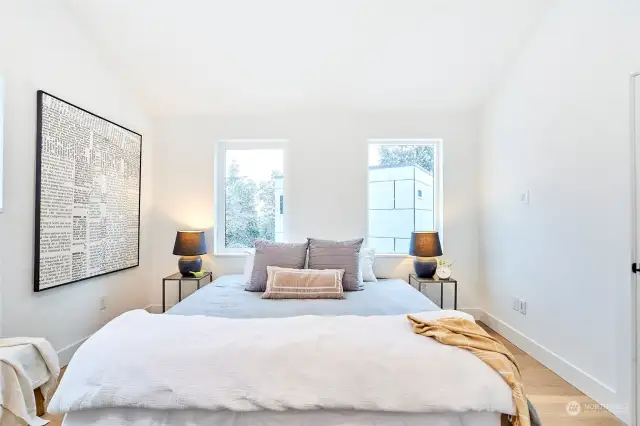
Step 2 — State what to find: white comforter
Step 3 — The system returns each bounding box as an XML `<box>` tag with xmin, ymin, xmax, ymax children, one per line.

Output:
<box><xmin>49</xmin><ymin>310</ymin><xmax>514</xmax><ymax>416</ymax></box>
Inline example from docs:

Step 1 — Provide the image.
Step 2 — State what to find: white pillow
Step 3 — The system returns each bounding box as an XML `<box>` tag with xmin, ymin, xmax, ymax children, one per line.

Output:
<box><xmin>242</xmin><ymin>249</ymin><xmax>255</xmax><ymax>283</ymax></box>
<box><xmin>359</xmin><ymin>247</ymin><xmax>378</xmax><ymax>282</ymax></box>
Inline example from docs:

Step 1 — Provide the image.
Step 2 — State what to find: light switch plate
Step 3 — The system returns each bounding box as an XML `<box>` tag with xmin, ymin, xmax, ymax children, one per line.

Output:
<box><xmin>519</xmin><ymin>299</ymin><xmax>527</xmax><ymax>315</ymax></box>
<box><xmin>512</xmin><ymin>297</ymin><xmax>519</xmax><ymax>311</ymax></box>
<box><xmin>519</xmin><ymin>190</ymin><xmax>530</xmax><ymax>204</ymax></box>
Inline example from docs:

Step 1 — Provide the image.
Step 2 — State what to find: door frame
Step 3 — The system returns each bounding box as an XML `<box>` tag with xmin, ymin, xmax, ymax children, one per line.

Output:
<box><xmin>631</xmin><ymin>71</ymin><xmax>639</xmax><ymax>426</ymax></box>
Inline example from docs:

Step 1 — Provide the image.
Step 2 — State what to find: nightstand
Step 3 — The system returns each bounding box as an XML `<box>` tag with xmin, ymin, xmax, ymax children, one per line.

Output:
<box><xmin>162</xmin><ymin>272</ymin><xmax>213</xmax><ymax>313</ymax></box>
<box><xmin>408</xmin><ymin>274</ymin><xmax>458</xmax><ymax>310</ymax></box>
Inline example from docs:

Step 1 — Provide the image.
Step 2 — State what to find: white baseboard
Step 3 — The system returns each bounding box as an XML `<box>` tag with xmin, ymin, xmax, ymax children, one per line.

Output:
<box><xmin>57</xmin><ymin>336</ymin><xmax>89</xmax><ymax>367</ymax></box>
<box><xmin>477</xmin><ymin>309</ymin><xmax>627</xmax><ymax>424</ymax></box>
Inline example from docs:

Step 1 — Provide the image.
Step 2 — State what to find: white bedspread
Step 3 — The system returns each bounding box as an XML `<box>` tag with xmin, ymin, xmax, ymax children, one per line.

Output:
<box><xmin>49</xmin><ymin>309</ymin><xmax>514</xmax><ymax>416</ymax></box>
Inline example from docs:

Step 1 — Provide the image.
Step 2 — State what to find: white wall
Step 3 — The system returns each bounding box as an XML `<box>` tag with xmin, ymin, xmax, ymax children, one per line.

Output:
<box><xmin>151</xmin><ymin>110</ymin><xmax>480</xmax><ymax>309</ymax></box>
<box><xmin>480</xmin><ymin>0</ymin><xmax>640</xmax><ymax>422</ymax></box>
<box><xmin>0</xmin><ymin>1</ymin><xmax>153</xmax><ymax>364</ymax></box>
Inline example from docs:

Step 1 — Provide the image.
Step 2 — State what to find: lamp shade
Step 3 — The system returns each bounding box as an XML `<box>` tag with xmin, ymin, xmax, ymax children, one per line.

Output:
<box><xmin>409</xmin><ymin>232</ymin><xmax>443</xmax><ymax>257</ymax></box>
<box><xmin>173</xmin><ymin>231</ymin><xmax>207</xmax><ymax>256</ymax></box>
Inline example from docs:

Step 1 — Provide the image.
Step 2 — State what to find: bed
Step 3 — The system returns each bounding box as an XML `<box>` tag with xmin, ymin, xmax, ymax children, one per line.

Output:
<box><xmin>54</xmin><ymin>275</ymin><xmax>513</xmax><ymax>426</ymax></box>
<box><xmin>62</xmin><ymin>408</ymin><xmax>502</xmax><ymax>426</ymax></box>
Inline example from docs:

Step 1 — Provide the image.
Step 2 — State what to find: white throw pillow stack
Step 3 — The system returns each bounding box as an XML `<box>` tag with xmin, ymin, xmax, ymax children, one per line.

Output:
<box><xmin>242</xmin><ymin>249</ymin><xmax>255</xmax><ymax>283</ymax></box>
<box><xmin>358</xmin><ymin>247</ymin><xmax>378</xmax><ymax>282</ymax></box>
<box><xmin>243</xmin><ymin>247</ymin><xmax>378</xmax><ymax>284</ymax></box>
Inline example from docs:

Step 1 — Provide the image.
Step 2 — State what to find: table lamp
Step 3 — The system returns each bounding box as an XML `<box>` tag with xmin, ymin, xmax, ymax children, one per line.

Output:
<box><xmin>409</xmin><ymin>231</ymin><xmax>443</xmax><ymax>278</ymax></box>
<box><xmin>173</xmin><ymin>230</ymin><xmax>207</xmax><ymax>277</ymax></box>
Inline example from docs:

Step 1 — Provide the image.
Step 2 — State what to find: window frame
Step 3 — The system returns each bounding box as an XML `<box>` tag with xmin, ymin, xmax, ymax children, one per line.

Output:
<box><xmin>214</xmin><ymin>139</ymin><xmax>287</xmax><ymax>255</ymax></box>
<box><xmin>366</xmin><ymin>139</ymin><xmax>443</xmax><ymax>256</ymax></box>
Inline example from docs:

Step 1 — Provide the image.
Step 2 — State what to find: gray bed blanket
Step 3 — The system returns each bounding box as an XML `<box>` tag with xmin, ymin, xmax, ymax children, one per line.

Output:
<box><xmin>167</xmin><ymin>274</ymin><xmax>440</xmax><ymax>318</ymax></box>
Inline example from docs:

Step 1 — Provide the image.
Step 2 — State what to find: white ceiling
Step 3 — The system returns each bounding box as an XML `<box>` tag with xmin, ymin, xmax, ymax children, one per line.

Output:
<box><xmin>64</xmin><ymin>0</ymin><xmax>553</xmax><ymax>116</ymax></box>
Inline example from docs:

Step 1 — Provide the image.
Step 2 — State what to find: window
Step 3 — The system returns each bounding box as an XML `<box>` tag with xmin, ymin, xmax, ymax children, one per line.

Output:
<box><xmin>368</xmin><ymin>140</ymin><xmax>440</xmax><ymax>254</ymax></box>
<box><xmin>215</xmin><ymin>141</ymin><xmax>285</xmax><ymax>253</ymax></box>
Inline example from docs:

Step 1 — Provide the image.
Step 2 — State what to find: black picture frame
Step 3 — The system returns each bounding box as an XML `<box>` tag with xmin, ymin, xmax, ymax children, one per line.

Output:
<box><xmin>34</xmin><ymin>90</ymin><xmax>143</xmax><ymax>292</ymax></box>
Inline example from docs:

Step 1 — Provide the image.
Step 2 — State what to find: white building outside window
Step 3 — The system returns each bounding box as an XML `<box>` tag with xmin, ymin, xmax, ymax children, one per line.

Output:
<box><xmin>368</xmin><ymin>140</ymin><xmax>441</xmax><ymax>254</ymax></box>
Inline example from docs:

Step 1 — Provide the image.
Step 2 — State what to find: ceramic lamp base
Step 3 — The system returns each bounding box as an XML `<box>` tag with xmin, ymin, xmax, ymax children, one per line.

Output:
<box><xmin>178</xmin><ymin>255</ymin><xmax>202</xmax><ymax>277</ymax></box>
<box><xmin>414</xmin><ymin>257</ymin><xmax>437</xmax><ymax>279</ymax></box>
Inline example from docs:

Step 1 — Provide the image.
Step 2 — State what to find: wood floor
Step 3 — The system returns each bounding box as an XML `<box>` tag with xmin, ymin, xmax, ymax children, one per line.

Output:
<box><xmin>480</xmin><ymin>323</ymin><xmax>624</xmax><ymax>426</ymax></box>
<box><xmin>43</xmin><ymin>323</ymin><xmax>625</xmax><ymax>426</ymax></box>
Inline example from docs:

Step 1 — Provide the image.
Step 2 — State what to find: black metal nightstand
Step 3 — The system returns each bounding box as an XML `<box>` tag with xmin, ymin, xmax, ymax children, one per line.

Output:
<box><xmin>408</xmin><ymin>274</ymin><xmax>458</xmax><ymax>310</ymax></box>
<box><xmin>162</xmin><ymin>272</ymin><xmax>213</xmax><ymax>313</ymax></box>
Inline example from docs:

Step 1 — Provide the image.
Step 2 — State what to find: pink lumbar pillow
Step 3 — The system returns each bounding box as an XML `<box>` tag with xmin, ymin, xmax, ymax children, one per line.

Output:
<box><xmin>262</xmin><ymin>266</ymin><xmax>345</xmax><ymax>299</ymax></box>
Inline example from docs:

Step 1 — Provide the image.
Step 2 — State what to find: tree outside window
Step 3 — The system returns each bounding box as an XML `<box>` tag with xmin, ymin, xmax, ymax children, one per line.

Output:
<box><xmin>223</xmin><ymin>149</ymin><xmax>283</xmax><ymax>249</ymax></box>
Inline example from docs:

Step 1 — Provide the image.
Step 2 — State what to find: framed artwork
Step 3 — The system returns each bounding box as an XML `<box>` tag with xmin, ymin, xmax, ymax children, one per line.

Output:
<box><xmin>34</xmin><ymin>91</ymin><xmax>142</xmax><ymax>291</ymax></box>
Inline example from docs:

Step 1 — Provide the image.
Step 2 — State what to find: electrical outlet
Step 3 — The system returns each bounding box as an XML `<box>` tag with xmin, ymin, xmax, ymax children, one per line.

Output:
<box><xmin>512</xmin><ymin>297</ymin><xmax>519</xmax><ymax>311</ymax></box>
<box><xmin>519</xmin><ymin>190</ymin><xmax>530</xmax><ymax>204</ymax></box>
<box><xmin>519</xmin><ymin>299</ymin><xmax>527</xmax><ymax>315</ymax></box>
<box><xmin>100</xmin><ymin>296</ymin><xmax>107</xmax><ymax>311</ymax></box>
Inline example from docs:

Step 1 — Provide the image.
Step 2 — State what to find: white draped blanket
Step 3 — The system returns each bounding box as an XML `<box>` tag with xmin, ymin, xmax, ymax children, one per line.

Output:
<box><xmin>0</xmin><ymin>337</ymin><xmax>60</xmax><ymax>426</ymax></box>
<box><xmin>49</xmin><ymin>310</ymin><xmax>514</xmax><ymax>416</ymax></box>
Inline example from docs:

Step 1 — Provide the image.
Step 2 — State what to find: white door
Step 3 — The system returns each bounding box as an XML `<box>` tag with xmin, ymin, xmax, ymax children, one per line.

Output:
<box><xmin>0</xmin><ymin>77</ymin><xmax>4</xmax><ymax>337</ymax></box>
<box><xmin>633</xmin><ymin>72</ymin><xmax>640</xmax><ymax>426</ymax></box>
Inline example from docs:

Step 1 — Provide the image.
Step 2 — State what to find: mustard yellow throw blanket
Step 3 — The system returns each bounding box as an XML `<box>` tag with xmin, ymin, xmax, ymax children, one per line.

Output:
<box><xmin>407</xmin><ymin>315</ymin><xmax>531</xmax><ymax>426</ymax></box>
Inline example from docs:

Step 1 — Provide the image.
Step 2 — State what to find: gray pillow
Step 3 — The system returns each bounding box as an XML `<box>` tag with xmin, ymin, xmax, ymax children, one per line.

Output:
<box><xmin>246</xmin><ymin>240</ymin><xmax>308</xmax><ymax>292</ymax></box>
<box><xmin>307</xmin><ymin>238</ymin><xmax>364</xmax><ymax>291</ymax></box>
